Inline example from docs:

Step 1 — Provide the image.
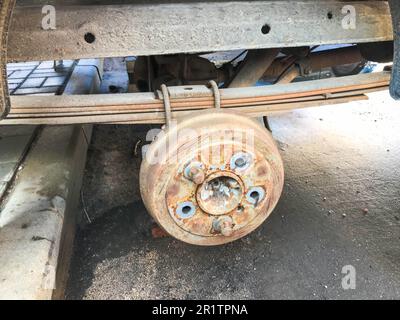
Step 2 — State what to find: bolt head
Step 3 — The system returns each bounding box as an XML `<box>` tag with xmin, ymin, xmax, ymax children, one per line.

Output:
<box><xmin>188</xmin><ymin>166</ymin><xmax>205</xmax><ymax>184</ymax></box>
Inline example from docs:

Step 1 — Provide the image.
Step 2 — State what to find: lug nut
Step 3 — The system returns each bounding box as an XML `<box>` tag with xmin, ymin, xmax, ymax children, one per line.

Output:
<box><xmin>186</xmin><ymin>165</ymin><xmax>205</xmax><ymax>185</ymax></box>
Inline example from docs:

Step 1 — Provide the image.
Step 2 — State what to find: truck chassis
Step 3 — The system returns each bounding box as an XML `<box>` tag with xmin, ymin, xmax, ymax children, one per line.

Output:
<box><xmin>0</xmin><ymin>0</ymin><xmax>398</xmax><ymax>245</ymax></box>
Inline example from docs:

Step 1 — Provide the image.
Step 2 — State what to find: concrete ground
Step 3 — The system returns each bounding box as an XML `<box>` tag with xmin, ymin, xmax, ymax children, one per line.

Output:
<box><xmin>1</xmin><ymin>60</ymin><xmax>75</xmax><ymax>200</ymax></box>
<box><xmin>66</xmin><ymin>90</ymin><xmax>400</xmax><ymax>300</ymax></box>
<box><xmin>0</xmin><ymin>60</ymin><xmax>100</xmax><ymax>299</ymax></box>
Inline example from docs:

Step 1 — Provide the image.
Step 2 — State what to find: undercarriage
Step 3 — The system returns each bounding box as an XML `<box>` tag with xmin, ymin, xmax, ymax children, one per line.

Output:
<box><xmin>0</xmin><ymin>0</ymin><xmax>398</xmax><ymax>245</ymax></box>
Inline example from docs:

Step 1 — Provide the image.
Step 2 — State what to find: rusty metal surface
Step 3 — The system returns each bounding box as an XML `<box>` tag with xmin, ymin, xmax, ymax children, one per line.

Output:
<box><xmin>0</xmin><ymin>0</ymin><xmax>15</xmax><ymax>119</ymax></box>
<box><xmin>7</xmin><ymin>1</ymin><xmax>393</xmax><ymax>62</ymax></box>
<box><xmin>262</xmin><ymin>46</ymin><xmax>365</xmax><ymax>81</ymax></box>
<box><xmin>228</xmin><ymin>49</ymin><xmax>280</xmax><ymax>88</ymax></box>
<box><xmin>135</xmin><ymin>46</ymin><xmax>370</xmax><ymax>89</ymax></box>
<box><xmin>140</xmin><ymin>110</ymin><xmax>285</xmax><ymax>245</ymax></box>
<box><xmin>133</xmin><ymin>55</ymin><xmax>223</xmax><ymax>91</ymax></box>
<box><xmin>0</xmin><ymin>72</ymin><xmax>390</xmax><ymax>125</ymax></box>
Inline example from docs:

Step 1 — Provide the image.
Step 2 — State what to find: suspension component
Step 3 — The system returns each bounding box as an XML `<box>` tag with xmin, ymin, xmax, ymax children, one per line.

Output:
<box><xmin>140</xmin><ymin>110</ymin><xmax>284</xmax><ymax>245</ymax></box>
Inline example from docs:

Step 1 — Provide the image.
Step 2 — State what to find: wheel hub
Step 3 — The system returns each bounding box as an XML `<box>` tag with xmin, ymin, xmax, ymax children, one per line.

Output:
<box><xmin>140</xmin><ymin>110</ymin><xmax>284</xmax><ymax>246</ymax></box>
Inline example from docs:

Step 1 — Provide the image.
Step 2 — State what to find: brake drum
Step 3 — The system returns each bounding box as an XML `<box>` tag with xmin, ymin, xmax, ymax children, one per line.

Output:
<box><xmin>140</xmin><ymin>110</ymin><xmax>284</xmax><ymax>245</ymax></box>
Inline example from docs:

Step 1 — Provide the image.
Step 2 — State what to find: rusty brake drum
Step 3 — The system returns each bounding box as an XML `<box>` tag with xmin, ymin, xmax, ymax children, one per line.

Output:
<box><xmin>140</xmin><ymin>110</ymin><xmax>284</xmax><ymax>246</ymax></box>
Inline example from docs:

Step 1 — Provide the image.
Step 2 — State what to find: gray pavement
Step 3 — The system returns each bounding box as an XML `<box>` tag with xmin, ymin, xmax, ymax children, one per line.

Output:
<box><xmin>0</xmin><ymin>126</ymin><xmax>36</xmax><ymax>199</ymax></box>
<box><xmin>66</xmin><ymin>91</ymin><xmax>400</xmax><ymax>300</ymax></box>
<box><xmin>1</xmin><ymin>61</ymin><xmax>75</xmax><ymax>200</ymax></box>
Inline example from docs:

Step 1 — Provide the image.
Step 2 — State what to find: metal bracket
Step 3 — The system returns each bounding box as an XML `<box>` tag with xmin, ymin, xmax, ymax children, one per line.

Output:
<box><xmin>389</xmin><ymin>0</ymin><xmax>400</xmax><ymax>100</ymax></box>
<box><xmin>160</xmin><ymin>84</ymin><xmax>172</xmax><ymax>127</ymax></box>
<box><xmin>158</xmin><ymin>82</ymin><xmax>221</xmax><ymax>125</ymax></box>
<box><xmin>167</xmin><ymin>85</ymin><xmax>211</xmax><ymax>99</ymax></box>
<box><xmin>208</xmin><ymin>80</ymin><xmax>221</xmax><ymax>110</ymax></box>
<box><xmin>0</xmin><ymin>0</ymin><xmax>15</xmax><ymax>119</ymax></box>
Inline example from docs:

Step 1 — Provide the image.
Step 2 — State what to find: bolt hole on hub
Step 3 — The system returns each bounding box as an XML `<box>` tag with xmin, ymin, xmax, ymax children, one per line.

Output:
<box><xmin>140</xmin><ymin>110</ymin><xmax>284</xmax><ymax>245</ymax></box>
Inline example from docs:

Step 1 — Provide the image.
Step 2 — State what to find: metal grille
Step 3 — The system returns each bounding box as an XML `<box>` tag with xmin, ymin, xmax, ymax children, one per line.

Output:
<box><xmin>7</xmin><ymin>60</ymin><xmax>76</xmax><ymax>96</ymax></box>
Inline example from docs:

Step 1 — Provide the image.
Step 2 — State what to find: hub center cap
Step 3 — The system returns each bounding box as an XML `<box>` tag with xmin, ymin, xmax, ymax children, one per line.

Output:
<box><xmin>196</xmin><ymin>172</ymin><xmax>244</xmax><ymax>216</ymax></box>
